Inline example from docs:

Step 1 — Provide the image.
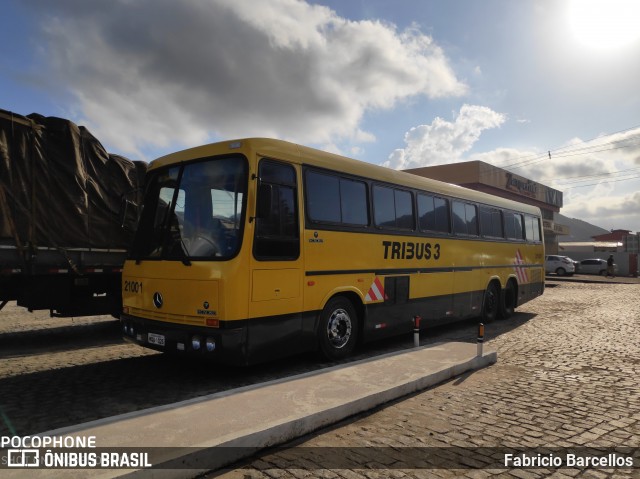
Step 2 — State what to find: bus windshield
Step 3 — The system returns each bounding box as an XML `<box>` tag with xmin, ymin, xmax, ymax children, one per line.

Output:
<box><xmin>131</xmin><ymin>155</ymin><xmax>248</xmax><ymax>261</ymax></box>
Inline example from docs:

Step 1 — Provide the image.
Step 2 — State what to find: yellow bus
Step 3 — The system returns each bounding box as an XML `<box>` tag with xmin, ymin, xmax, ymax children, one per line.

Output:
<box><xmin>121</xmin><ymin>138</ymin><xmax>544</xmax><ymax>364</ymax></box>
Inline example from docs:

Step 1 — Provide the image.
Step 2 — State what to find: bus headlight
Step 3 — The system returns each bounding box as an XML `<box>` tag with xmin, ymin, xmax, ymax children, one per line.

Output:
<box><xmin>191</xmin><ymin>335</ymin><xmax>202</xmax><ymax>351</ymax></box>
<box><xmin>205</xmin><ymin>337</ymin><xmax>216</xmax><ymax>352</ymax></box>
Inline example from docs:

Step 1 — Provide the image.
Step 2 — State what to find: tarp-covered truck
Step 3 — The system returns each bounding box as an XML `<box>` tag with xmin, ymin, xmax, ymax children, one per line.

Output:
<box><xmin>0</xmin><ymin>109</ymin><xmax>146</xmax><ymax>317</ymax></box>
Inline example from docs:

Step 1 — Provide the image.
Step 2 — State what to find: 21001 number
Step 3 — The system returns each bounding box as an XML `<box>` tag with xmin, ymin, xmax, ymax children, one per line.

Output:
<box><xmin>124</xmin><ymin>281</ymin><xmax>143</xmax><ymax>293</ymax></box>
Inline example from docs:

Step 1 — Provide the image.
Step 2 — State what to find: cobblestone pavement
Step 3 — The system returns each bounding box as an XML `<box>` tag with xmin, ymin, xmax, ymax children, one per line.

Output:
<box><xmin>1</xmin><ymin>280</ymin><xmax>639</xmax><ymax>478</ymax></box>
<box><xmin>0</xmin><ymin>299</ymin><xmax>477</xmax><ymax>436</ymax></box>
<box><xmin>210</xmin><ymin>281</ymin><xmax>640</xmax><ymax>479</ymax></box>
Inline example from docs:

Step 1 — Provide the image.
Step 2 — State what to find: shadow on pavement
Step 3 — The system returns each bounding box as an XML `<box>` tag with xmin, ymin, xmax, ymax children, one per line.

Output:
<box><xmin>0</xmin><ymin>310</ymin><xmax>533</xmax><ymax>437</ymax></box>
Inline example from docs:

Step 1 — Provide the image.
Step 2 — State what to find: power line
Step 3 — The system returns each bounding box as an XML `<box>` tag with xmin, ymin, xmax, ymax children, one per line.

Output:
<box><xmin>496</xmin><ymin>124</ymin><xmax>640</xmax><ymax>171</ymax></box>
<box><xmin>562</xmin><ymin>174</ymin><xmax>640</xmax><ymax>190</ymax></box>
<box><xmin>471</xmin><ymin>123</ymin><xmax>640</xmax><ymax>192</ymax></box>
<box><xmin>509</xmin><ymin>138</ymin><xmax>640</xmax><ymax>170</ymax></box>
<box><xmin>543</xmin><ymin>139</ymin><xmax>640</xmax><ymax>161</ymax></box>
<box><xmin>555</xmin><ymin>166</ymin><xmax>640</xmax><ymax>185</ymax></box>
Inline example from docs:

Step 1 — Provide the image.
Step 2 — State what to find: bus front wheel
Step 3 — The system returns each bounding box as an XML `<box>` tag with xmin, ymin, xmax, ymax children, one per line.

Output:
<box><xmin>318</xmin><ymin>296</ymin><xmax>358</xmax><ymax>361</ymax></box>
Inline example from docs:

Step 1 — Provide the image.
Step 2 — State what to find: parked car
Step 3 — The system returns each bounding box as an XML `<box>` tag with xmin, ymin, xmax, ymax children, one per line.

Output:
<box><xmin>577</xmin><ymin>258</ymin><xmax>617</xmax><ymax>276</ymax></box>
<box><xmin>545</xmin><ymin>255</ymin><xmax>576</xmax><ymax>276</ymax></box>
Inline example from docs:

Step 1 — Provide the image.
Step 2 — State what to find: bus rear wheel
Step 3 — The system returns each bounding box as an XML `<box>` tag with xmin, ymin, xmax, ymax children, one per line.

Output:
<box><xmin>482</xmin><ymin>282</ymin><xmax>500</xmax><ymax>323</ymax></box>
<box><xmin>499</xmin><ymin>280</ymin><xmax>517</xmax><ymax>320</ymax></box>
<box><xmin>318</xmin><ymin>296</ymin><xmax>358</xmax><ymax>361</ymax></box>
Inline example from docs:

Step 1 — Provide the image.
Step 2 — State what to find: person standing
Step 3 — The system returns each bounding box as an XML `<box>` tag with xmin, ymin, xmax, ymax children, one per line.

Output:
<box><xmin>606</xmin><ymin>254</ymin><xmax>616</xmax><ymax>278</ymax></box>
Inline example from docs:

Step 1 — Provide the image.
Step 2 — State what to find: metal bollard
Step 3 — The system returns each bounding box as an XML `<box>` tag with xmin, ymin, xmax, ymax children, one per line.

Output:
<box><xmin>477</xmin><ymin>322</ymin><xmax>484</xmax><ymax>357</ymax></box>
<box><xmin>413</xmin><ymin>315</ymin><xmax>421</xmax><ymax>347</ymax></box>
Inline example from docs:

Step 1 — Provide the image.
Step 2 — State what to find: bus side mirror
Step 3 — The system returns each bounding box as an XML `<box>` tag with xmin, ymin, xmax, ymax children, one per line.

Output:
<box><xmin>256</xmin><ymin>183</ymin><xmax>272</xmax><ymax>219</ymax></box>
<box><xmin>120</xmin><ymin>198</ymin><xmax>140</xmax><ymax>231</ymax></box>
<box><xmin>120</xmin><ymin>198</ymin><xmax>130</xmax><ymax>229</ymax></box>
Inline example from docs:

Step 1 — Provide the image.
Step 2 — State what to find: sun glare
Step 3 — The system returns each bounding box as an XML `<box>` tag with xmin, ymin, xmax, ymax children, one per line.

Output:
<box><xmin>569</xmin><ymin>0</ymin><xmax>640</xmax><ymax>50</ymax></box>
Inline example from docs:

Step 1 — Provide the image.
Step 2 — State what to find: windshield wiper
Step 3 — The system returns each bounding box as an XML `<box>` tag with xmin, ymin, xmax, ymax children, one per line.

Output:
<box><xmin>179</xmin><ymin>239</ymin><xmax>192</xmax><ymax>266</ymax></box>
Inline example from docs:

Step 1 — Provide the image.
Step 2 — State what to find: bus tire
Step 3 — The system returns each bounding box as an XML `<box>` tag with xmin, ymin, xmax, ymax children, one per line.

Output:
<box><xmin>318</xmin><ymin>296</ymin><xmax>358</xmax><ymax>361</ymax></box>
<box><xmin>481</xmin><ymin>282</ymin><xmax>500</xmax><ymax>323</ymax></box>
<box><xmin>499</xmin><ymin>280</ymin><xmax>517</xmax><ymax>320</ymax></box>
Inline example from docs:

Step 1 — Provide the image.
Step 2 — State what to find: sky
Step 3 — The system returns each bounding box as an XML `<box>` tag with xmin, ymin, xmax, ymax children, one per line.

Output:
<box><xmin>1</xmin><ymin>0</ymin><xmax>640</xmax><ymax>232</ymax></box>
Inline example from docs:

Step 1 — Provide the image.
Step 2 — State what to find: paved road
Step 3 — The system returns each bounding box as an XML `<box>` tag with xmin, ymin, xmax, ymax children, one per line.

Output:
<box><xmin>211</xmin><ymin>280</ymin><xmax>640</xmax><ymax>478</ymax></box>
<box><xmin>1</xmin><ymin>279</ymin><xmax>638</xmax><ymax>478</ymax></box>
<box><xmin>0</xmin><ymin>300</ymin><xmax>478</xmax><ymax>437</ymax></box>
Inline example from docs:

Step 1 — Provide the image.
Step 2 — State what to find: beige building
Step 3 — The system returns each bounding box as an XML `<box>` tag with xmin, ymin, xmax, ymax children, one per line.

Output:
<box><xmin>405</xmin><ymin>161</ymin><xmax>567</xmax><ymax>254</ymax></box>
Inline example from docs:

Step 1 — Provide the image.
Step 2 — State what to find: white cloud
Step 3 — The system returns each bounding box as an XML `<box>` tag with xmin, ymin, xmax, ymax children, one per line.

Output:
<box><xmin>383</xmin><ymin>104</ymin><xmax>505</xmax><ymax>169</ymax></box>
<box><xmin>508</xmin><ymin>128</ymin><xmax>640</xmax><ymax>231</ymax></box>
<box><xmin>385</xmin><ymin>115</ymin><xmax>640</xmax><ymax>231</ymax></box>
<box><xmin>561</xmin><ymin>191</ymin><xmax>640</xmax><ymax>231</ymax></box>
<box><xmin>27</xmin><ymin>0</ymin><xmax>466</xmax><ymax>159</ymax></box>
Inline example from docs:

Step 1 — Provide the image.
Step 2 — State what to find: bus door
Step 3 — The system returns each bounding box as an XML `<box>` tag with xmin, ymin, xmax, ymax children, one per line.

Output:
<box><xmin>248</xmin><ymin>158</ymin><xmax>304</xmax><ymax>361</ymax></box>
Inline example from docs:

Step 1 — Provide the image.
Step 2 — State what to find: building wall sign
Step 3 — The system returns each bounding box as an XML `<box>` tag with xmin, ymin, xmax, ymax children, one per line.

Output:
<box><xmin>405</xmin><ymin>161</ymin><xmax>563</xmax><ymax>209</ymax></box>
<box><xmin>506</xmin><ymin>173</ymin><xmax>538</xmax><ymax>198</ymax></box>
<box><xmin>490</xmin><ymin>168</ymin><xmax>562</xmax><ymax>208</ymax></box>
<box><xmin>542</xmin><ymin>220</ymin><xmax>570</xmax><ymax>235</ymax></box>
<box><xmin>545</xmin><ymin>188</ymin><xmax>562</xmax><ymax>208</ymax></box>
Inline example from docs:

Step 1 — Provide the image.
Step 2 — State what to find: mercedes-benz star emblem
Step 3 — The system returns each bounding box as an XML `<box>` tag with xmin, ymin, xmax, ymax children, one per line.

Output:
<box><xmin>153</xmin><ymin>292</ymin><xmax>163</xmax><ymax>309</ymax></box>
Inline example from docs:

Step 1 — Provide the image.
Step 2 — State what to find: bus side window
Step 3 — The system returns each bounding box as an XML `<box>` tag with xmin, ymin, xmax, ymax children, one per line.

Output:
<box><xmin>418</xmin><ymin>194</ymin><xmax>450</xmax><ymax>234</ymax></box>
<box><xmin>479</xmin><ymin>206</ymin><xmax>503</xmax><ymax>238</ymax></box>
<box><xmin>373</xmin><ymin>185</ymin><xmax>414</xmax><ymax>230</ymax></box>
<box><xmin>340</xmin><ymin>178</ymin><xmax>368</xmax><ymax>226</ymax></box>
<box><xmin>254</xmin><ymin>160</ymin><xmax>299</xmax><ymax>260</ymax></box>
<box><xmin>305</xmin><ymin>170</ymin><xmax>369</xmax><ymax>226</ymax></box>
<box><xmin>505</xmin><ymin>211</ymin><xmax>525</xmax><ymax>240</ymax></box>
<box><xmin>306</xmin><ymin>171</ymin><xmax>341</xmax><ymax>223</ymax></box>
<box><xmin>452</xmin><ymin>201</ymin><xmax>478</xmax><ymax>236</ymax></box>
<box><xmin>534</xmin><ymin>217</ymin><xmax>541</xmax><ymax>241</ymax></box>
<box><xmin>525</xmin><ymin>214</ymin><xmax>541</xmax><ymax>242</ymax></box>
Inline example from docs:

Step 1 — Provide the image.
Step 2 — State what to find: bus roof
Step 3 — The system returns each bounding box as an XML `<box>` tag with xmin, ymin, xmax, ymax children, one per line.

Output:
<box><xmin>149</xmin><ymin>138</ymin><xmax>541</xmax><ymax>216</ymax></box>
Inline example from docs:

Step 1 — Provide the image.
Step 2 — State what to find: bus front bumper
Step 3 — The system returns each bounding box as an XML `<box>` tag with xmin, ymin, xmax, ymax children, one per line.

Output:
<box><xmin>120</xmin><ymin>313</ymin><xmax>247</xmax><ymax>365</ymax></box>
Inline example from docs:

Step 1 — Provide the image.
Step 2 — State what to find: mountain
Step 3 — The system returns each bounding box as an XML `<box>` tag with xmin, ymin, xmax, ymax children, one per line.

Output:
<box><xmin>556</xmin><ymin>214</ymin><xmax>610</xmax><ymax>242</ymax></box>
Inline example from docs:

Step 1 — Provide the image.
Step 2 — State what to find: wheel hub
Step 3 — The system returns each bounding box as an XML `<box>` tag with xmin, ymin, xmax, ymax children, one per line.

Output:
<box><xmin>327</xmin><ymin>308</ymin><xmax>352</xmax><ymax>349</ymax></box>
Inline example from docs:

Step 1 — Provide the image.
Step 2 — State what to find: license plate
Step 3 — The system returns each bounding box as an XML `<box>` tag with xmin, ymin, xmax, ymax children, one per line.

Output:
<box><xmin>148</xmin><ymin>332</ymin><xmax>165</xmax><ymax>347</ymax></box>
